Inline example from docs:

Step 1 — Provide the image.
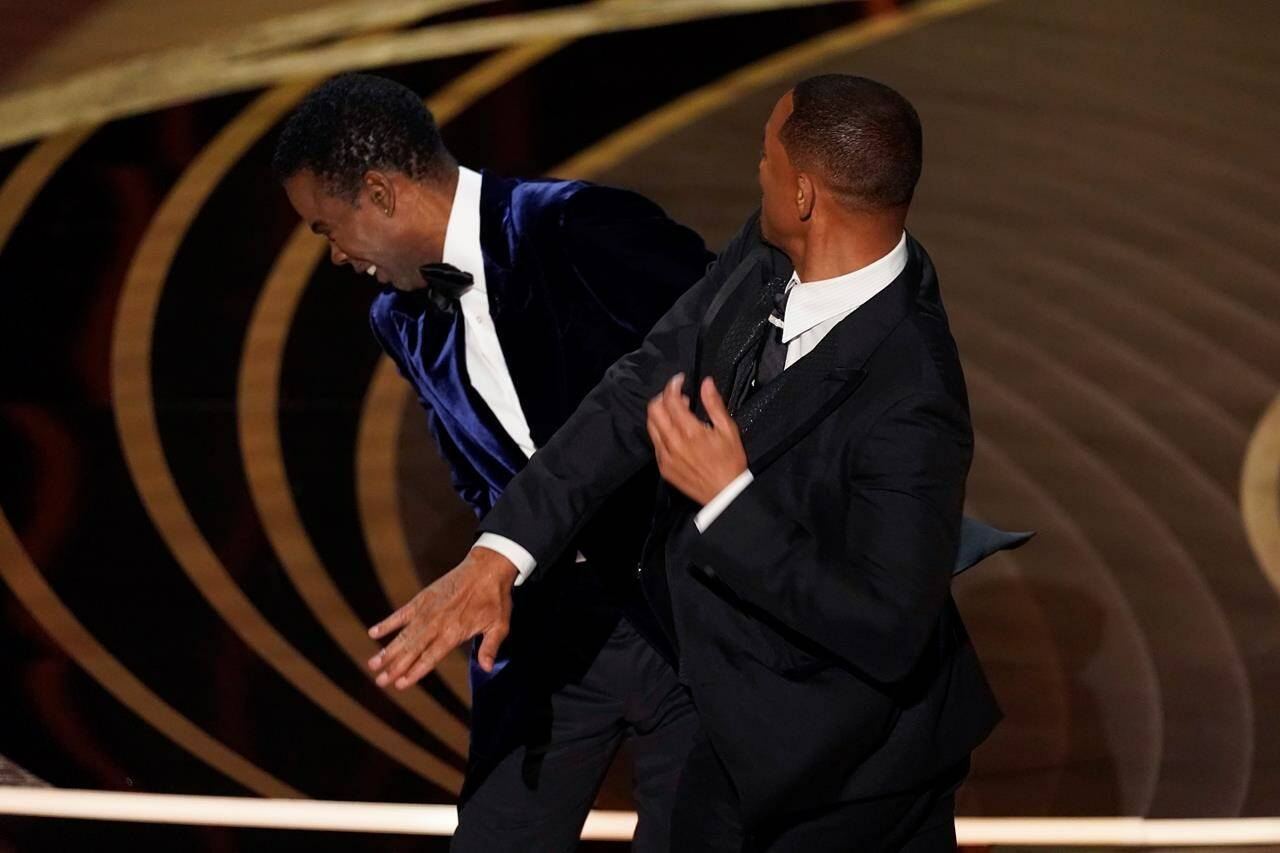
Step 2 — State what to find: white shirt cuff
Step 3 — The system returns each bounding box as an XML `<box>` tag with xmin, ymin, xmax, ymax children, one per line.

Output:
<box><xmin>694</xmin><ymin>470</ymin><xmax>754</xmax><ymax>532</ymax></box>
<box><xmin>473</xmin><ymin>533</ymin><xmax>537</xmax><ymax>586</ymax></box>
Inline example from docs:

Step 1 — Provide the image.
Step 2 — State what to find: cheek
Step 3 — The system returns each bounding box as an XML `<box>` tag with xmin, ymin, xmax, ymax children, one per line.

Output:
<box><xmin>345</xmin><ymin>219</ymin><xmax>387</xmax><ymax>259</ymax></box>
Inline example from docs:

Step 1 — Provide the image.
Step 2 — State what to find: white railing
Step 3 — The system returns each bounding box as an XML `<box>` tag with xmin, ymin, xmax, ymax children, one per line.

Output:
<box><xmin>3</xmin><ymin>788</ymin><xmax>1280</xmax><ymax>846</ymax></box>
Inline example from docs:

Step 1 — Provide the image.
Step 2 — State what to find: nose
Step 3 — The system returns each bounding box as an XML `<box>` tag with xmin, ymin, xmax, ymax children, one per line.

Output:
<box><xmin>329</xmin><ymin>243</ymin><xmax>348</xmax><ymax>266</ymax></box>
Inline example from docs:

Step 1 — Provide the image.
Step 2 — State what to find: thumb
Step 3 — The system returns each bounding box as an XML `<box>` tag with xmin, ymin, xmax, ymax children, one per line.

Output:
<box><xmin>476</xmin><ymin>621</ymin><xmax>509</xmax><ymax>673</ymax></box>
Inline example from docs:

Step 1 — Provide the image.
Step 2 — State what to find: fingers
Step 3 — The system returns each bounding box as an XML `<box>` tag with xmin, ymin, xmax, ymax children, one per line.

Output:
<box><xmin>368</xmin><ymin>557</ymin><xmax>516</xmax><ymax>690</ymax></box>
<box><xmin>372</xmin><ymin>624</ymin><xmax>429</xmax><ymax>684</ymax></box>
<box><xmin>395</xmin><ymin>634</ymin><xmax>462</xmax><ymax>690</ymax></box>
<box><xmin>646</xmin><ymin>406</ymin><xmax>672</xmax><ymax>464</ymax></box>
<box><xmin>660</xmin><ymin>375</ymin><xmax>701</xmax><ymax>438</ymax></box>
<box><xmin>647</xmin><ymin>375</ymin><xmax>683</xmax><ymax>454</ymax></box>
<box><xmin>701</xmin><ymin>376</ymin><xmax>735</xmax><ymax>433</ymax></box>
<box><xmin>368</xmin><ymin>602</ymin><xmax>412</xmax><ymax>642</ymax></box>
<box><xmin>376</xmin><ymin>622</ymin><xmax>437</xmax><ymax>686</ymax></box>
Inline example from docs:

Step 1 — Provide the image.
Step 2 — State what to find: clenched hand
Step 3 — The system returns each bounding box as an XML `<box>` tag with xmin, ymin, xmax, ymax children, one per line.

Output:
<box><xmin>647</xmin><ymin>373</ymin><xmax>748</xmax><ymax>506</ymax></box>
<box><xmin>367</xmin><ymin>546</ymin><xmax>517</xmax><ymax>689</ymax></box>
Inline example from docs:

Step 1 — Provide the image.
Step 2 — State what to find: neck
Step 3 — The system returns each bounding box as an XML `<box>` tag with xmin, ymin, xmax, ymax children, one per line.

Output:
<box><xmin>789</xmin><ymin>206</ymin><xmax>905</xmax><ymax>283</ymax></box>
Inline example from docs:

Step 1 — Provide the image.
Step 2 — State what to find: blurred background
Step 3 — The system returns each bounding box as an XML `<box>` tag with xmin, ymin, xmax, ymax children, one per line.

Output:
<box><xmin>2</xmin><ymin>0</ymin><xmax>1279</xmax><ymax>849</ymax></box>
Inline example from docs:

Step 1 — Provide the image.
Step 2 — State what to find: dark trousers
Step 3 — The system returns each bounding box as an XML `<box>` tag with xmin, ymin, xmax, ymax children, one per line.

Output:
<box><xmin>671</xmin><ymin>727</ymin><xmax>968</xmax><ymax>853</ymax></box>
<box><xmin>452</xmin><ymin>612</ymin><xmax>697</xmax><ymax>852</ymax></box>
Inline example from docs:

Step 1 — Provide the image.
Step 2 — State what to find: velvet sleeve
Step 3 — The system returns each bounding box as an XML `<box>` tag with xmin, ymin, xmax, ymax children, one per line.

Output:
<box><xmin>558</xmin><ymin>184</ymin><xmax>714</xmax><ymax>337</ymax></box>
<box><xmin>368</xmin><ymin>307</ymin><xmax>491</xmax><ymax>518</ymax></box>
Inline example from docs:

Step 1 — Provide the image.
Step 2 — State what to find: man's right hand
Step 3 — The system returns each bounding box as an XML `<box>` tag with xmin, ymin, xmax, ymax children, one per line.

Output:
<box><xmin>366</xmin><ymin>546</ymin><xmax>517</xmax><ymax>689</ymax></box>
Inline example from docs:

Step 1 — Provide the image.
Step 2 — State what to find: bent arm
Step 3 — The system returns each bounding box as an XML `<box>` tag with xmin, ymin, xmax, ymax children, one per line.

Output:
<box><xmin>692</xmin><ymin>392</ymin><xmax>973</xmax><ymax>685</ymax></box>
<box><xmin>478</xmin><ymin>211</ymin><xmax>767</xmax><ymax>573</ymax></box>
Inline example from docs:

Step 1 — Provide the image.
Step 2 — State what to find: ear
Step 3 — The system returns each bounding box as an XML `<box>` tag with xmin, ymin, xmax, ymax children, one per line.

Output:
<box><xmin>363</xmin><ymin>170</ymin><xmax>396</xmax><ymax>216</ymax></box>
<box><xmin>796</xmin><ymin>173</ymin><xmax>815</xmax><ymax>222</ymax></box>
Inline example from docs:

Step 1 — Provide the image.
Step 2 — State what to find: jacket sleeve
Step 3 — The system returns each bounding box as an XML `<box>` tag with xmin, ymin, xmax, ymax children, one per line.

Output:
<box><xmin>558</xmin><ymin>184</ymin><xmax>714</xmax><ymax>337</ymax></box>
<box><xmin>368</xmin><ymin>309</ymin><xmax>491</xmax><ymax>518</ymax></box>
<box><xmin>419</xmin><ymin>403</ymin><xmax>490</xmax><ymax>518</ymax></box>
<box><xmin>476</xmin><ymin>209</ymin><xmax>765</xmax><ymax>569</ymax></box>
<box><xmin>691</xmin><ymin>391</ymin><xmax>974</xmax><ymax>685</ymax></box>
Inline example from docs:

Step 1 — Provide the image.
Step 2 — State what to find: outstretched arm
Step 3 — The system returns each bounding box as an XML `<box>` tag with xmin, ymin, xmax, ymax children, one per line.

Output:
<box><xmin>367</xmin><ymin>210</ymin><xmax>769</xmax><ymax>688</ymax></box>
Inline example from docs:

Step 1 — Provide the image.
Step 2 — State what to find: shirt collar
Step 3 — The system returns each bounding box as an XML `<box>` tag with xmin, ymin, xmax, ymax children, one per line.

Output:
<box><xmin>780</xmin><ymin>231</ymin><xmax>909</xmax><ymax>343</ymax></box>
<box><xmin>441</xmin><ymin>165</ymin><xmax>485</xmax><ymax>295</ymax></box>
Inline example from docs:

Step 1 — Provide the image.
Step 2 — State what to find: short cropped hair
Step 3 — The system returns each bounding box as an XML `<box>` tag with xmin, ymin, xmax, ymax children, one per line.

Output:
<box><xmin>779</xmin><ymin>74</ymin><xmax>922</xmax><ymax>211</ymax></box>
<box><xmin>272</xmin><ymin>73</ymin><xmax>454</xmax><ymax>201</ymax></box>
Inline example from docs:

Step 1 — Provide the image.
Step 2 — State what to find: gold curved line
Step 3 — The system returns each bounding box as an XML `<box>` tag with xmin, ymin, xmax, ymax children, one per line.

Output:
<box><xmin>240</xmin><ymin>226</ymin><xmax>470</xmax><ymax>755</ymax></box>
<box><xmin>0</xmin><ymin>130</ymin><xmax>93</xmax><ymax>246</ymax></box>
<box><xmin>0</xmin><ymin>511</ymin><xmax>302</xmax><ymax>798</ymax></box>
<box><xmin>110</xmin><ymin>83</ymin><xmax>462</xmax><ymax>793</ymax></box>
<box><xmin>355</xmin><ymin>40</ymin><xmax>575</xmax><ymax>710</ymax></box>
<box><xmin>0</xmin><ymin>0</ymin><xmax>855</xmax><ymax>150</ymax></box>
<box><xmin>1241</xmin><ymin>393</ymin><xmax>1280</xmax><ymax>603</ymax></box>
<box><xmin>356</xmin><ymin>365</ymin><xmax>425</xmax><ymax>616</ymax></box>
<box><xmin>0</xmin><ymin>133</ymin><xmax>302</xmax><ymax>798</ymax></box>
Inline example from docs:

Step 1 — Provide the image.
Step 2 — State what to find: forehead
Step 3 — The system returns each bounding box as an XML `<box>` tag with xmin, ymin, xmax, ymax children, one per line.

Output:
<box><xmin>765</xmin><ymin>91</ymin><xmax>794</xmax><ymax>139</ymax></box>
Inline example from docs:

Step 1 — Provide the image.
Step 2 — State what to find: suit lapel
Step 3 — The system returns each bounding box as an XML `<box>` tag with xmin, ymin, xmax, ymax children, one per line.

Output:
<box><xmin>387</xmin><ymin>295</ymin><xmax>529</xmax><ymax>476</ymax></box>
<box><xmin>477</xmin><ymin>172</ymin><xmax>570</xmax><ymax>450</ymax></box>
<box><xmin>736</xmin><ymin>241</ymin><xmax>924</xmax><ymax>473</ymax></box>
<box><xmin>693</xmin><ymin>246</ymin><xmax>780</xmax><ymax>418</ymax></box>
<box><xmin>737</xmin><ymin>344</ymin><xmax>866</xmax><ymax>471</ymax></box>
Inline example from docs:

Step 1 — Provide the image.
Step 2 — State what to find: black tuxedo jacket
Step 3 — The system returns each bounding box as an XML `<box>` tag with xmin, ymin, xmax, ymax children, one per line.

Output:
<box><xmin>479</xmin><ymin>210</ymin><xmax>1003</xmax><ymax>818</ymax></box>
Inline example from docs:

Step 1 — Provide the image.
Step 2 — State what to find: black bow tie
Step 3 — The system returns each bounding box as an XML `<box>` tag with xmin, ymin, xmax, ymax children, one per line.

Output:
<box><xmin>417</xmin><ymin>262</ymin><xmax>474</xmax><ymax>313</ymax></box>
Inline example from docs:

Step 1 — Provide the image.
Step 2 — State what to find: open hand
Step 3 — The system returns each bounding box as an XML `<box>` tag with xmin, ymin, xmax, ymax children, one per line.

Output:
<box><xmin>646</xmin><ymin>374</ymin><xmax>748</xmax><ymax>505</ymax></box>
<box><xmin>367</xmin><ymin>546</ymin><xmax>516</xmax><ymax>689</ymax></box>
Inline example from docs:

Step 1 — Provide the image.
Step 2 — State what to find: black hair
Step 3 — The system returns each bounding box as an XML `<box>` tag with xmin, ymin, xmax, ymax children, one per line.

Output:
<box><xmin>780</xmin><ymin>74</ymin><xmax>922</xmax><ymax>211</ymax></box>
<box><xmin>271</xmin><ymin>72</ymin><xmax>454</xmax><ymax>200</ymax></box>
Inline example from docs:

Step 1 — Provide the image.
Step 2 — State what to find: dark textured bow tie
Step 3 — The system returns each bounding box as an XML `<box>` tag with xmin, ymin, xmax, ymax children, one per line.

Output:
<box><xmin>417</xmin><ymin>262</ymin><xmax>474</xmax><ymax>313</ymax></box>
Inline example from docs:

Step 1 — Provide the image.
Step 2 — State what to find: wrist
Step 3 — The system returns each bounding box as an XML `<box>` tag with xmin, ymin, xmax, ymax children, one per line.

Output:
<box><xmin>704</xmin><ymin>467</ymin><xmax>747</xmax><ymax>504</ymax></box>
<box><xmin>470</xmin><ymin>545</ymin><xmax>519</xmax><ymax>585</ymax></box>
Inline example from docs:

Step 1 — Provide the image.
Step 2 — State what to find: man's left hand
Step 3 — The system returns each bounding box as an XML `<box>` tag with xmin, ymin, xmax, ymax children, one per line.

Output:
<box><xmin>646</xmin><ymin>374</ymin><xmax>747</xmax><ymax>505</ymax></box>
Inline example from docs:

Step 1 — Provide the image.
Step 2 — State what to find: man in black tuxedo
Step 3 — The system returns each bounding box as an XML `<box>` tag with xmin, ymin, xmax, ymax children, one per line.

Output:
<box><xmin>368</xmin><ymin>74</ymin><xmax>1009</xmax><ymax>850</ymax></box>
<box><xmin>275</xmin><ymin>74</ymin><xmax>713</xmax><ymax>851</ymax></box>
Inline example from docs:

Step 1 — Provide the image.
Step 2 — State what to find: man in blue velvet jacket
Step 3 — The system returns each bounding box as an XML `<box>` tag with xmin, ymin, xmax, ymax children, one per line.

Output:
<box><xmin>275</xmin><ymin>74</ymin><xmax>713</xmax><ymax>851</ymax></box>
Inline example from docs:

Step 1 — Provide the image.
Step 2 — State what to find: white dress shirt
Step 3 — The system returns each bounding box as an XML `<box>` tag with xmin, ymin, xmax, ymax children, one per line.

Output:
<box><xmin>442</xmin><ymin>166</ymin><xmax>537</xmax><ymax>578</ymax></box>
<box><xmin>446</xmin><ymin>167</ymin><xmax>539</xmax><ymax>460</ymax></box>
<box><xmin>691</xmin><ymin>231</ymin><xmax>908</xmax><ymax>531</ymax></box>
<box><xmin>437</xmin><ymin>167</ymin><xmax>542</xmax><ymax>582</ymax></box>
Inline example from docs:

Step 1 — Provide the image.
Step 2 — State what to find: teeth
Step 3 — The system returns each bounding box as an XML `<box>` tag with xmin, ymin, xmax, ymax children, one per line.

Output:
<box><xmin>367</xmin><ymin>265</ymin><xmax>377</xmax><ymax>276</ymax></box>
